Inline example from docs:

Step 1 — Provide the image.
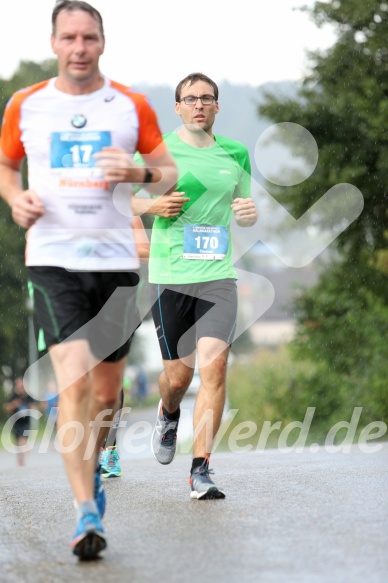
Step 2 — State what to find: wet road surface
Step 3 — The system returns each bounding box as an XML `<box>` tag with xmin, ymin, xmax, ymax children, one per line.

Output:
<box><xmin>0</xmin><ymin>407</ymin><xmax>387</xmax><ymax>583</ymax></box>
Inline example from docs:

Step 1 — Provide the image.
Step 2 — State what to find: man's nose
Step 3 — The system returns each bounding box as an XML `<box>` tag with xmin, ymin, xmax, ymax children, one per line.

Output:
<box><xmin>74</xmin><ymin>37</ymin><xmax>86</xmax><ymax>53</ymax></box>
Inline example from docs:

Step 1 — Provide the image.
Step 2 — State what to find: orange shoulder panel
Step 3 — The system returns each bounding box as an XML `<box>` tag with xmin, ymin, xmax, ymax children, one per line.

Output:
<box><xmin>0</xmin><ymin>80</ymin><xmax>50</xmax><ymax>161</ymax></box>
<box><xmin>109</xmin><ymin>80</ymin><xmax>166</xmax><ymax>158</ymax></box>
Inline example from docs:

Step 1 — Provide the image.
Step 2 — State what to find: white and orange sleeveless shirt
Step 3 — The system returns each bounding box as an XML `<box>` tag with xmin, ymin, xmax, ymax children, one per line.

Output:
<box><xmin>0</xmin><ymin>77</ymin><xmax>164</xmax><ymax>271</ymax></box>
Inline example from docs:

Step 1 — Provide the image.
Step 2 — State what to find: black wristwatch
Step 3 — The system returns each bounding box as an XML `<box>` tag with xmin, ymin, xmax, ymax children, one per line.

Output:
<box><xmin>144</xmin><ymin>168</ymin><xmax>153</xmax><ymax>183</ymax></box>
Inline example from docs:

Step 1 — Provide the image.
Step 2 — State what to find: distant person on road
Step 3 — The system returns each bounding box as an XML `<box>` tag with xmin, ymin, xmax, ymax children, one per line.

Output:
<box><xmin>43</xmin><ymin>380</ymin><xmax>59</xmax><ymax>422</ymax></box>
<box><xmin>43</xmin><ymin>379</ymin><xmax>60</xmax><ymax>446</ymax></box>
<box><xmin>133</xmin><ymin>72</ymin><xmax>257</xmax><ymax>499</ymax></box>
<box><xmin>3</xmin><ymin>377</ymin><xmax>39</xmax><ymax>466</ymax></box>
<box><xmin>133</xmin><ymin>366</ymin><xmax>149</xmax><ymax>401</ymax></box>
<box><xmin>0</xmin><ymin>0</ymin><xmax>177</xmax><ymax>559</ymax></box>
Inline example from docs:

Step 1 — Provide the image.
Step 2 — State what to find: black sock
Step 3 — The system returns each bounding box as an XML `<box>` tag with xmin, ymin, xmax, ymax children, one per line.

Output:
<box><xmin>191</xmin><ymin>457</ymin><xmax>206</xmax><ymax>473</ymax></box>
<box><xmin>162</xmin><ymin>405</ymin><xmax>180</xmax><ymax>421</ymax></box>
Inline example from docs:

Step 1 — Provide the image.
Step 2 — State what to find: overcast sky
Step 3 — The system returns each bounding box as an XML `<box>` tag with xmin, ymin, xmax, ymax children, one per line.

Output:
<box><xmin>0</xmin><ymin>0</ymin><xmax>336</xmax><ymax>88</ymax></box>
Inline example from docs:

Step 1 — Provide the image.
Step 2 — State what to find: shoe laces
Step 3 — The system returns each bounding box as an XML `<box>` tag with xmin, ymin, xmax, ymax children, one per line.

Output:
<box><xmin>107</xmin><ymin>449</ymin><xmax>118</xmax><ymax>468</ymax></box>
<box><xmin>193</xmin><ymin>462</ymin><xmax>215</xmax><ymax>479</ymax></box>
<box><xmin>161</xmin><ymin>418</ymin><xmax>178</xmax><ymax>447</ymax></box>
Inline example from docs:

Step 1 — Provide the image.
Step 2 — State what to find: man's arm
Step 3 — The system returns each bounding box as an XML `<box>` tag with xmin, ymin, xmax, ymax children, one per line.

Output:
<box><xmin>3</xmin><ymin>397</ymin><xmax>20</xmax><ymax>413</ymax></box>
<box><xmin>94</xmin><ymin>146</ymin><xmax>178</xmax><ymax>196</ymax></box>
<box><xmin>131</xmin><ymin>190</ymin><xmax>189</xmax><ymax>218</ymax></box>
<box><xmin>230</xmin><ymin>145</ymin><xmax>257</xmax><ymax>227</ymax></box>
<box><xmin>0</xmin><ymin>151</ymin><xmax>44</xmax><ymax>228</ymax></box>
<box><xmin>94</xmin><ymin>146</ymin><xmax>190</xmax><ymax>218</ymax></box>
<box><xmin>132</xmin><ymin>215</ymin><xmax>150</xmax><ymax>260</ymax></box>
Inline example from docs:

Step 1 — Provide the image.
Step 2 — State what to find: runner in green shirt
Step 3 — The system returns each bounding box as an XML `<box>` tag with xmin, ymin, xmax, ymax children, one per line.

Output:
<box><xmin>134</xmin><ymin>72</ymin><xmax>257</xmax><ymax>499</ymax></box>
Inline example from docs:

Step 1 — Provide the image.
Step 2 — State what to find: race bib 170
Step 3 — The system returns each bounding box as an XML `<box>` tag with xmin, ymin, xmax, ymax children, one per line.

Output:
<box><xmin>183</xmin><ymin>224</ymin><xmax>229</xmax><ymax>260</ymax></box>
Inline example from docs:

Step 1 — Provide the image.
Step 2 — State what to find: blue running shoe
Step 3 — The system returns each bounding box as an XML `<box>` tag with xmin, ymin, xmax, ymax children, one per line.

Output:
<box><xmin>72</xmin><ymin>512</ymin><xmax>106</xmax><ymax>559</ymax></box>
<box><xmin>94</xmin><ymin>466</ymin><xmax>106</xmax><ymax>518</ymax></box>
<box><xmin>100</xmin><ymin>446</ymin><xmax>122</xmax><ymax>478</ymax></box>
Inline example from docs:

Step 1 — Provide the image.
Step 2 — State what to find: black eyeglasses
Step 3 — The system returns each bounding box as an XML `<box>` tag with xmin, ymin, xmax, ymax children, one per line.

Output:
<box><xmin>179</xmin><ymin>95</ymin><xmax>216</xmax><ymax>106</ymax></box>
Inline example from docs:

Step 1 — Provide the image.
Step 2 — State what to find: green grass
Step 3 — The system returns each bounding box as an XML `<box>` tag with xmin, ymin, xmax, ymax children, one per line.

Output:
<box><xmin>225</xmin><ymin>345</ymin><xmax>387</xmax><ymax>449</ymax></box>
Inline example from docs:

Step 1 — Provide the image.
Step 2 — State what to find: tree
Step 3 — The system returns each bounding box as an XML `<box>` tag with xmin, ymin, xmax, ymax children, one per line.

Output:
<box><xmin>257</xmin><ymin>0</ymin><xmax>388</xmax><ymax>428</ymax></box>
<box><xmin>259</xmin><ymin>1</ymin><xmax>387</xmax><ymax>258</ymax></box>
<box><xmin>0</xmin><ymin>60</ymin><xmax>57</xmax><ymax>376</ymax></box>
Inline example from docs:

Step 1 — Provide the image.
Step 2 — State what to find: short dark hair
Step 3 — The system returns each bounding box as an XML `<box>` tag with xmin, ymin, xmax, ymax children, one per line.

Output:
<box><xmin>52</xmin><ymin>1</ymin><xmax>104</xmax><ymax>36</ymax></box>
<box><xmin>175</xmin><ymin>72</ymin><xmax>219</xmax><ymax>102</ymax></box>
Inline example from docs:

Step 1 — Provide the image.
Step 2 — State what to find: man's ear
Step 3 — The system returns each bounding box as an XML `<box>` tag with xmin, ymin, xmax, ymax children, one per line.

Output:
<box><xmin>100</xmin><ymin>36</ymin><xmax>106</xmax><ymax>56</ymax></box>
<box><xmin>174</xmin><ymin>102</ymin><xmax>181</xmax><ymax>116</ymax></box>
<box><xmin>50</xmin><ymin>35</ymin><xmax>57</xmax><ymax>55</ymax></box>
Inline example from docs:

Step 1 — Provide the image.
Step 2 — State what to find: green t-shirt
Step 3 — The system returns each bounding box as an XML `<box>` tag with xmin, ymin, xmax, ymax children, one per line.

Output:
<box><xmin>148</xmin><ymin>131</ymin><xmax>251</xmax><ymax>284</ymax></box>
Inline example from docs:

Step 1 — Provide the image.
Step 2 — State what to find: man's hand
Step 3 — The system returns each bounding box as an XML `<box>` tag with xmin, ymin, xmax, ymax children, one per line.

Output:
<box><xmin>94</xmin><ymin>147</ymin><xmax>146</xmax><ymax>183</ymax></box>
<box><xmin>231</xmin><ymin>197</ymin><xmax>258</xmax><ymax>226</ymax></box>
<box><xmin>147</xmin><ymin>192</ymin><xmax>189</xmax><ymax>217</ymax></box>
<box><xmin>132</xmin><ymin>191</ymin><xmax>190</xmax><ymax>218</ymax></box>
<box><xmin>12</xmin><ymin>190</ymin><xmax>44</xmax><ymax>229</ymax></box>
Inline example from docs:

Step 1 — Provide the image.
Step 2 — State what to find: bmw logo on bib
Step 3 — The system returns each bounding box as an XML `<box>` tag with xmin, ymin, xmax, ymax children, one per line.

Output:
<box><xmin>71</xmin><ymin>114</ymin><xmax>87</xmax><ymax>128</ymax></box>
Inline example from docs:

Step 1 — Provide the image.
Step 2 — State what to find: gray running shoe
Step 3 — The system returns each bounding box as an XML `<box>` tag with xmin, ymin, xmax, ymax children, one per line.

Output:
<box><xmin>151</xmin><ymin>399</ymin><xmax>179</xmax><ymax>465</ymax></box>
<box><xmin>189</xmin><ymin>458</ymin><xmax>226</xmax><ymax>500</ymax></box>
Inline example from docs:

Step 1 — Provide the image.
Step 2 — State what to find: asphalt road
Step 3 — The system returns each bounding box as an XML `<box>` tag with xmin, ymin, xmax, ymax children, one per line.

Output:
<box><xmin>0</xmin><ymin>407</ymin><xmax>387</xmax><ymax>583</ymax></box>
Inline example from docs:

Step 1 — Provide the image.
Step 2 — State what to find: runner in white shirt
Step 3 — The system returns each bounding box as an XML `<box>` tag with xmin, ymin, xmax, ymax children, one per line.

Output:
<box><xmin>0</xmin><ymin>0</ymin><xmax>178</xmax><ymax>560</ymax></box>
